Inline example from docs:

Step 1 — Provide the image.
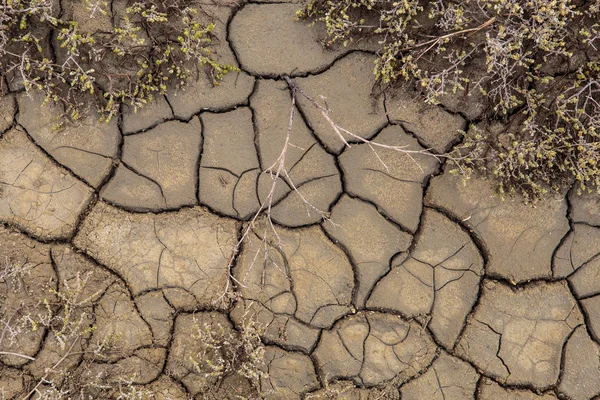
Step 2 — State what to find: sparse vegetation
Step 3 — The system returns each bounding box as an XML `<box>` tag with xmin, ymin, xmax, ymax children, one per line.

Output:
<box><xmin>190</xmin><ymin>315</ymin><xmax>268</xmax><ymax>397</ymax></box>
<box><xmin>299</xmin><ymin>0</ymin><xmax>600</xmax><ymax>201</ymax></box>
<box><xmin>0</xmin><ymin>0</ymin><xmax>237</xmax><ymax>127</ymax></box>
<box><xmin>0</xmin><ymin>254</ymin><xmax>270</xmax><ymax>399</ymax></box>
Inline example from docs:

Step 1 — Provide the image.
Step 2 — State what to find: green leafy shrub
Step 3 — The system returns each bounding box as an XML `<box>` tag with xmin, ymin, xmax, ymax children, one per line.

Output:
<box><xmin>299</xmin><ymin>0</ymin><xmax>600</xmax><ymax>201</ymax></box>
<box><xmin>0</xmin><ymin>0</ymin><xmax>237</xmax><ymax>126</ymax></box>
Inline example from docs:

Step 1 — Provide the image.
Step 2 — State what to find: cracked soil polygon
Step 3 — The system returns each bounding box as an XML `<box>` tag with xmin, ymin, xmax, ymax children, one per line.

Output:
<box><xmin>17</xmin><ymin>91</ymin><xmax>120</xmax><ymax>188</ymax></box>
<box><xmin>166</xmin><ymin>312</ymin><xmax>255</xmax><ymax>397</ymax></box>
<box><xmin>400</xmin><ymin>352</ymin><xmax>479</xmax><ymax>399</ymax></box>
<box><xmin>313</xmin><ymin>311</ymin><xmax>437</xmax><ymax>386</ymax></box>
<box><xmin>252</xmin><ymin>80</ymin><xmax>342</xmax><ymax>226</ymax></box>
<box><xmin>456</xmin><ymin>280</ymin><xmax>583</xmax><ymax>389</ymax></box>
<box><xmin>478</xmin><ymin>378</ymin><xmax>559</xmax><ymax>399</ymax></box>
<box><xmin>0</xmin><ymin>94</ymin><xmax>15</xmax><ymax>134</ymax></box>
<box><xmin>73</xmin><ymin>201</ymin><xmax>238</xmax><ymax>306</ymax></box>
<box><xmin>324</xmin><ymin>194</ymin><xmax>413</xmax><ymax>308</ymax></box>
<box><xmin>199</xmin><ymin>107</ymin><xmax>261</xmax><ymax>218</ymax></box>
<box><xmin>231</xmin><ymin>219</ymin><xmax>354</xmax><ymax>352</ymax></box>
<box><xmin>167</xmin><ymin>70</ymin><xmax>255</xmax><ymax>119</ymax></box>
<box><xmin>294</xmin><ymin>52</ymin><xmax>388</xmax><ymax>154</ymax></box>
<box><xmin>261</xmin><ymin>346</ymin><xmax>319</xmax><ymax>398</ymax></box>
<box><xmin>0</xmin><ymin>227</ymin><xmax>55</xmax><ymax>367</ymax></box>
<box><xmin>426</xmin><ymin>171</ymin><xmax>569</xmax><ymax>283</ymax></box>
<box><xmin>368</xmin><ymin>208</ymin><xmax>483</xmax><ymax>348</ymax></box>
<box><xmin>0</xmin><ymin>127</ymin><xmax>94</xmax><ymax>240</ymax></box>
<box><xmin>102</xmin><ymin>117</ymin><xmax>202</xmax><ymax>210</ymax></box>
<box><xmin>558</xmin><ymin>325</ymin><xmax>600</xmax><ymax>400</ymax></box>
<box><xmin>229</xmin><ymin>4</ymin><xmax>344</xmax><ymax>76</ymax></box>
<box><xmin>553</xmin><ymin>223</ymin><xmax>600</xmax><ymax>280</ymax></box>
<box><xmin>569</xmin><ymin>188</ymin><xmax>600</xmax><ymax>226</ymax></box>
<box><xmin>385</xmin><ymin>88</ymin><xmax>466</xmax><ymax>153</ymax></box>
<box><xmin>122</xmin><ymin>96</ymin><xmax>174</xmax><ymax>135</ymax></box>
<box><xmin>340</xmin><ymin>124</ymin><xmax>439</xmax><ymax>232</ymax></box>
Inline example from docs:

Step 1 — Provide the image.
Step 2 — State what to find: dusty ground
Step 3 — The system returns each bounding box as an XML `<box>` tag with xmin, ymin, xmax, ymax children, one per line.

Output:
<box><xmin>2</xmin><ymin>1</ymin><xmax>600</xmax><ymax>399</ymax></box>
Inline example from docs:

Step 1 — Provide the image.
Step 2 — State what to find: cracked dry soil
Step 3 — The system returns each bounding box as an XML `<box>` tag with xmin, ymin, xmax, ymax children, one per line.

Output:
<box><xmin>2</xmin><ymin>1</ymin><xmax>600</xmax><ymax>399</ymax></box>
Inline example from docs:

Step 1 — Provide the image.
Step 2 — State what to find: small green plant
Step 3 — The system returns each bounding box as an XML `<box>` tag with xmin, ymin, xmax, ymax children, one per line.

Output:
<box><xmin>0</xmin><ymin>0</ymin><xmax>237</xmax><ymax>126</ymax></box>
<box><xmin>299</xmin><ymin>0</ymin><xmax>600</xmax><ymax>202</ymax></box>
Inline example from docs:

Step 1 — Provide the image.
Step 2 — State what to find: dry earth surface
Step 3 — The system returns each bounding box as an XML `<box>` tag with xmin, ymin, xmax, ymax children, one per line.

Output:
<box><xmin>2</xmin><ymin>0</ymin><xmax>600</xmax><ymax>399</ymax></box>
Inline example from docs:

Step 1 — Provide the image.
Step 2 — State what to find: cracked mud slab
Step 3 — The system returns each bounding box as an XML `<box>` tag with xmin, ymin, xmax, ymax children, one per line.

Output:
<box><xmin>262</xmin><ymin>346</ymin><xmax>319</xmax><ymax>397</ymax></box>
<box><xmin>102</xmin><ymin>117</ymin><xmax>202</xmax><ymax>210</ymax></box>
<box><xmin>0</xmin><ymin>94</ymin><xmax>15</xmax><ymax>134</ymax></box>
<box><xmin>340</xmin><ymin>124</ymin><xmax>439</xmax><ymax>232</ymax></box>
<box><xmin>385</xmin><ymin>88</ymin><xmax>466</xmax><ymax>153</ymax></box>
<box><xmin>478</xmin><ymin>378</ymin><xmax>559</xmax><ymax>399</ymax></box>
<box><xmin>313</xmin><ymin>311</ymin><xmax>437</xmax><ymax>386</ymax></box>
<box><xmin>122</xmin><ymin>96</ymin><xmax>174</xmax><ymax>135</ymax></box>
<box><xmin>231</xmin><ymin>218</ymin><xmax>354</xmax><ymax>352</ymax></box>
<box><xmin>426</xmin><ymin>171</ymin><xmax>569</xmax><ymax>283</ymax></box>
<box><xmin>0</xmin><ymin>127</ymin><xmax>93</xmax><ymax>240</ymax></box>
<box><xmin>73</xmin><ymin>201</ymin><xmax>238</xmax><ymax>306</ymax></box>
<box><xmin>400</xmin><ymin>352</ymin><xmax>479</xmax><ymax>399</ymax></box>
<box><xmin>167</xmin><ymin>71</ymin><xmax>255</xmax><ymax>119</ymax></box>
<box><xmin>229</xmin><ymin>3</ymin><xmax>345</xmax><ymax>76</ymax></box>
<box><xmin>324</xmin><ymin>194</ymin><xmax>413</xmax><ymax>308</ymax></box>
<box><xmin>368</xmin><ymin>208</ymin><xmax>483</xmax><ymax>349</ymax></box>
<box><xmin>3</xmin><ymin>4</ymin><xmax>600</xmax><ymax>398</ymax></box>
<box><xmin>0</xmin><ymin>227</ymin><xmax>56</xmax><ymax>367</ymax></box>
<box><xmin>295</xmin><ymin>52</ymin><xmax>388</xmax><ymax>154</ymax></box>
<box><xmin>456</xmin><ymin>280</ymin><xmax>582</xmax><ymax>389</ymax></box>
<box><xmin>17</xmin><ymin>92</ymin><xmax>120</xmax><ymax>188</ymax></box>
<box><xmin>558</xmin><ymin>325</ymin><xmax>600</xmax><ymax>399</ymax></box>
<box><xmin>569</xmin><ymin>189</ymin><xmax>600</xmax><ymax>226</ymax></box>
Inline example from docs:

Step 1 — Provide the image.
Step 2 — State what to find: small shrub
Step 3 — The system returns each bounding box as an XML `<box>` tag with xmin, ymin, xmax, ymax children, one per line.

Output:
<box><xmin>0</xmin><ymin>0</ymin><xmax>237</xmax><ymax>126</ymax></box>
<box><xmin>299</xmin><ymin>0</ymin><xmax>600</xmax><ymax>201</ymax></box>
<box><xmin>190</xmin><ymin>316</ymin><xmax>268</xmax><ymax>397</ymax></box>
